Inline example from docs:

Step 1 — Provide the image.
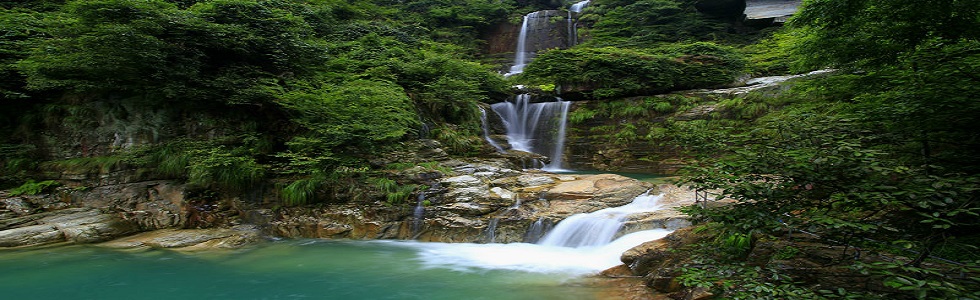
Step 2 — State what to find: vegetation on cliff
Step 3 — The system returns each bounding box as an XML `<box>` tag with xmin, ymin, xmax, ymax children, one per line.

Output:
<box><xmin>0</xmin><ymin>0</ymin><xmax>511</xmax><ymax>203</ymax></box>
<box><xmin>660</xmin><ymin>0</ymin><xmax>980</xmax><ymax>298</ymax></box>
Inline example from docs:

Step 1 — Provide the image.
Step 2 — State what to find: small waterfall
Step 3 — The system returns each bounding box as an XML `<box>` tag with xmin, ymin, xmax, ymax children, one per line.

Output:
<box><xmin>509</xmin><ymin>194</ymin><xmax>522</xmax><ymax>210</ymax></box>
<box><xmin>543</xmin><ymin>100</ymin><xmax>570</xmax><ymax>171</ymax></box>
<box><xmin>537</xmin><ymin>192</ymin><xmax>663</xmax><ymax>248</ymax></box>
<box><xmin>491</xmin><ymin>95</ymin><xmax>570</xmax><ymax>170</ymax></box>
<box><xmin>570</xmin><ymin>0</ymin><xmax>590</xmax><ymax>13</ymax></box>
<box><xmin>412</xmin><ymin>193</ymin><xmax>426</xmax><ymax>236</ymax></box>
<box><xmin>406</xmin><ymin>192</ymin><xmax>672</xmax><ymax>274</ymax></box>
<box><xmin>480</xmin><ymin>107</ymin><xmax>506</xmax><ymax>152</ymax></box>
<box><xmin>523</xmin><ymin>218</ymin><xmax>552</xmax><ymax>243</ymax></box>
<box><xmin>484</xmin><ymin>218</ymin><xmax>500</xmax><ymax>243</ymax></box>
<box><xmin>567</xmin><ymin>1</ymin><xmax>590</xmax><ymax>46</ymax></box>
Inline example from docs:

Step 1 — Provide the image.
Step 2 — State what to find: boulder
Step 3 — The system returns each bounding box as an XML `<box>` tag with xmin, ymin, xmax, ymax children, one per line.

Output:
<box><xmin>546</xmin><ymin>174</ymin><xmax>651</xmax><ymax>204</ymax></box>
<box><xmin>440</xmin><ymin>175</ymin><xmax>490</xmax><ymax>202</ymax></box>
<box><xmin>0</xmin><ymin>208</ymin><xmax>137</xmax><ymax>247</ymax></box>
<box><xmin>621</xmin><ymin>227</ymin><xmax>710</xmax><ymax>293</ymax></box>
<box><xmin>100</xmin><ymin>226</ymin><xmax>260</xmax><ymax>250</ymax></box>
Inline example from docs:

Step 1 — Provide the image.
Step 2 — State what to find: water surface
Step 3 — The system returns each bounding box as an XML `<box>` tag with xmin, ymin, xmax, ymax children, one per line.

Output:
<box><xmin>0</xmin><ymin>236</ymin><xmax>665</xmax><ymax>300</ymax></box>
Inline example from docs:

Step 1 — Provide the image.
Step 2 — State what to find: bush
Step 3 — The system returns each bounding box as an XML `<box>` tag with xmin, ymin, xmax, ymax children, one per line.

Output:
<box><xmin>186</xmin><ymin>148</ymin><xmax>264</xmax><ymax>192</ymax></box>
<box><xmin>522</xmin><ymin>43</ymin><xmax>744</xmax><ymax>98</ymax></box>
<box><xmin>9</xmin><ymin>179</ymin><xmax>59</xmax><ymax>196</ymax></box>
<box><xmin>280</xmin><ymin>80</ymin><xmax>419</xmax><ymax>151</ymax></box>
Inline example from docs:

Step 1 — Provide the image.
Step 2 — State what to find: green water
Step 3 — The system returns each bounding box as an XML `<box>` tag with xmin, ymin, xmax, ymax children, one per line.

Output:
<box><xmin>0</xmin><ymin>240</ymin><xmax>607</xmax><ymax>300</ymax></box>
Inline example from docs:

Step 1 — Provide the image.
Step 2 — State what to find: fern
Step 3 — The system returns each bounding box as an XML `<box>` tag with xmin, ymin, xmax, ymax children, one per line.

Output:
<box><xmin>281</xmin><ymin>176</ymin><xmax>321</xmax><ymax>206</ymax></box>
<box><xmin>10</xmin><ymin>180</ymin><xmax>59</xmax><ymax>196</ymax></box>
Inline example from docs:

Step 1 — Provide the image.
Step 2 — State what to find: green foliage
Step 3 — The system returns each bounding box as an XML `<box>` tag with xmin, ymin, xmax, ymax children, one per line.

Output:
<box><xmin>368</xmin><ymin>177</ymin><xmax>418</xmax><ymax>205</ymax></box>
<box><xmin>789</xmin><ymin>0</ymin><xmax>980</xmax><ymax>71</ymax></box>
<box><xmin>871</xmin><ymin>261</ymin><xmax>980</xmax><ymax>300</ymax></box>
<box><xmin>280</xmin><ymin>80</ymin><xmax>419</xmax><ymax>151</ymax></box>
<box><xmin>677</xmin><ymin>256</ymin><xmax>826</xmax><ymax>299</ymax></box>
<box><xmin>676</xmin><ymin>76</ymin><xmax>980</xmax><ymax>297</ymax></box>
<box><xmin>281</xmin><ymin>172</ymin><xmax>326</xmax><ymax>206</ymax></box>
<box><xmin>41</xmin><ymin>156</ymin><xmax>125</xmax><ymax>174</ymax></box>
<box><xmin>2</xmin><ymin>0</ymin><xmax>512</xmax><ymax>194</ymax></box>
<box><xmin>9</xmin><ymin>179</ymin><xmax>59</xmax><ymax>196</ymax></box>
<box><xmin>0</xmin><ymin>8</ymin><xmax>46</xmax><ymax>101</ymax></box>
<box><xmin>186</xmin><ymin>147</ymin><xmax>264</xmax><ymax>192</ymax></box>
<box><xmin>279</xmin><ymin>165</ymin><xmax>369</xmax><ymax>206</ymax></box>
<box><xmin>396</xmin><ymin>0</ymin><xmax>512</xmax><ymax>49</ymax></box>
<box><xmin>772</xmin><ymin>246</ymin><xmax>800</xmax><ymax>260</ymax></box>
<box><xmin>522</xmin><ymin>43</ymin><xmax>744</xmax><ymax>98</ymax></box>
<box><xmin>432</xmin><ymin>125</ymin><xmax>483</xmax><ymax>155</ymax></box>
<box><xmin>587</xmin><ymin>0</ymin><xmax>732</xmax><ymax>48</ymax></box>
<box><xmin>740</xmin><ymin>31</ymin><xmax>797</xmax><ymax>76</ymax></box>
<box><xmin>567</xmin><ymin>107</ymin><xmax>597</xmax><ymax>124</ymax></box>
<box><xmin>0</xmin><ymin>144</ymin><xmax>38</xmax><ymax>187</ymax></box>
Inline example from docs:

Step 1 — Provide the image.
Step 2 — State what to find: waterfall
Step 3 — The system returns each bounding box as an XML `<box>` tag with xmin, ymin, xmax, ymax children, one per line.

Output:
<box><xmin>480</xmin><ymin>107</ymin><xmax>506</xmax><ymax>152</ymax></box>
<box><xmin>570</xmin><ymin>0</ymin><xmax>590</xmax><ymax>13</ymax></box>
<box><xmin>408</xmin><ymin>192</ymin><xmax>672</xmax><ymax>275</ymax></box>
<box><xmin>491</xmin><ymin>95</ymin><xmax>570</xmax><ymax>170</ymax></box>
<box><xmin>505</xmin><ymin>12</ymin><xmax>538</xmax><ymax>77</ymax></box>
<box><xmin>484</xmin><ymin>218</ymin><xmax>500</xmax><ymax>243</ymax></box>
<box><xmin>544</xmin><ymin>99</ymin><xmax>570</xmax><ymax>172</ymax></box>
<box><xmin>523</xmin><ymin>218</ymin><xmax>552</xmax><ymax>243</ymax></box>
<box><xmin>567</xmin><ymin>0</ymin><xmax>590</xmax><ymax>46</ymax></box>
<box><xmin>537</xmin><ymin>192</ymin><xmax>663</xmax><ymax>248</ymax></box>
<box><xmin>412</xmin><ymin>194</ymin><xmax>426</xmax><ymax>235</ymax></box>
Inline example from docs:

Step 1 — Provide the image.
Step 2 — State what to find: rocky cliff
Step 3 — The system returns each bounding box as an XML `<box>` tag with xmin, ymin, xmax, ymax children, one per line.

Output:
<box><xmin>1</xmin><ymin>150</ymin><xmax>695</xmax><ymax>249</ymax></box>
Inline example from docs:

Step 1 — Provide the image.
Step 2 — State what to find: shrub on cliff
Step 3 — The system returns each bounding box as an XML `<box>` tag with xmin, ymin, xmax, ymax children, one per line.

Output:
<box><xmin>521</xmin><ymin>42</ymin><xmax>744</xmax><ymax>98</ymax></box>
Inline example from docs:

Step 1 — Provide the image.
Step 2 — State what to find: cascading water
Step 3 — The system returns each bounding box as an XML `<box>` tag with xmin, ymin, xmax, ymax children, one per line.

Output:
<box><xmin>537</xmin><ymin>192</ymin><xmax>663</xmax><ymax>248</ymax></box>
<box><xmin>491</xmin><ymin>95</ymin><xmax>570</xmax><ymax>170</ymax></box>
<box><xmin>523</xmin><ymin>218</ymin><xmax>552</xmax><ymax>243</ymax></box>
<box><xmin>504</xmin><ymin>11</ymin><xmax>540</xmax><ymax>77</ymax></box>
<box><xmin>484</xmin><ymin>218</ymin><xmax>500</xmax><ymax>243</ymax></box>
<box><xmin>412</xmin><ymin>193</ymin><xmax>426</xmax><ymax>236</ymax></box>
<box><xmin>408</xmin><ymin>192</ymin><xmax>672</xmax><ymax>274</ymax></box>
<box><xmin>479</xmin><ymin>107</ymin><xmax>506</xmax><ymax>152</ymax></box>
<box><xmin>568</xmin><ymin>0</ymin><xmax>590</xmax><ymax>46</ymax></box>
<box><xmin>570</xmin><ymin>0</ymin><xmax>590</xmax><ymax>13</ymax></box>
<box><xmin>545</xmin><ymin>99</ymin><xmax>570</xmax><ymax>172</ymax></box>
<box><xmin>490</xmin><ymin>10</ymin><xmax>573</xmax><ymax>171</ymax></box>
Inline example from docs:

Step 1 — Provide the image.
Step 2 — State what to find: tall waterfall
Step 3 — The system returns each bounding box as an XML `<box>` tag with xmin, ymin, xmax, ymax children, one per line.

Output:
<box><xmin>491</xmin><ymin>94</ymin><xmax>570</xmax><ymax>171</ymax></box>
<box><xmin>537</xmin><ymin>192</ymin><xmax>663</xmax><ymax>247</ymax></box>
<box><xmin>490</xmin><ymin>10</ymin><xmax>572</xmax><ymax>170</ymax></box>
<box><xmin>505</xmin><ymin>11</ymin><xmax>540</xmax><ymax>77</ymax></box>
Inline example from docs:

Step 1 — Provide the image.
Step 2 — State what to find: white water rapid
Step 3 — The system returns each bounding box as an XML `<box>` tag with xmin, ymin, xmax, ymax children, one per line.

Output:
<box><xmin>491</xmin><ymin>94</ymin><xmax>570</xmax><ymax>171</ymax></box>
<box><xmin>396</xmin><ymin>192</ymin><xmax>671</xmax><ymax>275</ymax></box>
<box><xmin>538</xmin><ymin>192</ymin><xmax>663</xmax><ymax>247</ymax></box>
